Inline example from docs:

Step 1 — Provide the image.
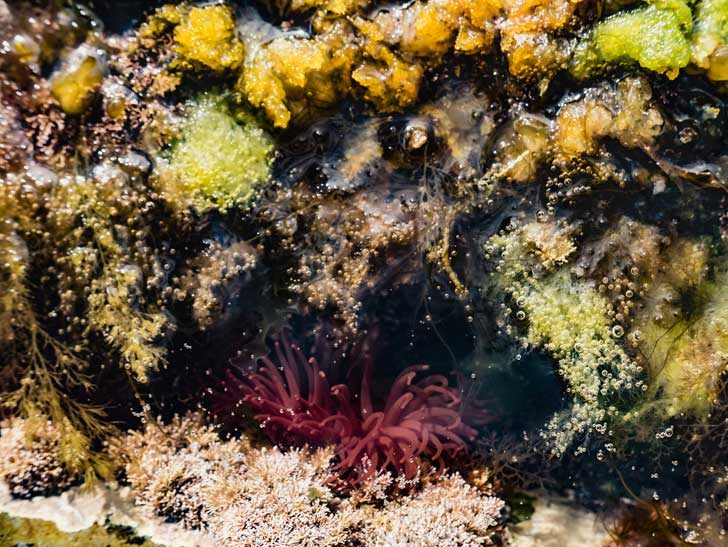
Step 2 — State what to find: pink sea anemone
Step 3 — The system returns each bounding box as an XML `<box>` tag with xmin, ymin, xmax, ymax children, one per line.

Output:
<box><xmin>217</xmin><ymin>333</ymin><xmax>488</xmax><ymax>485</ymax></box>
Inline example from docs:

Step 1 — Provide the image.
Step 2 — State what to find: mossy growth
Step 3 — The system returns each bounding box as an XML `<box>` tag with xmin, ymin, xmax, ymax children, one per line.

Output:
<box><xmin>0</xmin><ymin>513</ymin><xmax>163</xmax><ymax>547</ymax></box>
<box><xmin>631</xmin><ymin>241</ymin><xmax>728</xmax><ymax>417</ymax></box>
<box><xmin>692</xmin><ymin>0</ymin><xmax>728</xmax><ymax>80</ymax></box>
<box><xmin>486</xmin><ymin>223</ymin><xmax>642</xmax><ymax>455</ymax></box>
<box><xmin>570</xmin><ymin>0</ymin><xmax>692</xmax><ymax>79</ymax></box>
<box><xmin>161</xmin><ymin>94</ymin><xmax>273</xmax><ymax>213</ymax></box>
<box><xmin>0</xmin><ymin>158</ymin><xmax>177</xmax><ymax>484</ymax></box>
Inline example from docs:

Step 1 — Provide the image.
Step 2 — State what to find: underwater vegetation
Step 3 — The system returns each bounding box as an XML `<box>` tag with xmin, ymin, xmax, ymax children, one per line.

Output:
<box><xmin>106</xmin><ymin>413</ymin><xmax>505</xmax><ymax>546</ymax></box>
<box><xmin>485</xmin><ymin>221</ymin><xmax>643</xmax><ymax>456</ymax></box>
<box><xmin>0</xmin><ymin>0</ymin><xmax>728</xmax><ymax>545</ymax></box>
<box><xmin>159</xmin><ymin>93</ymin><xmax>273</xmax><ymax>213</ymax></box>
<box><xmin>0</xmin><ymin>512</ymin><xmax>163</xmax><ymax>547</ymax></box>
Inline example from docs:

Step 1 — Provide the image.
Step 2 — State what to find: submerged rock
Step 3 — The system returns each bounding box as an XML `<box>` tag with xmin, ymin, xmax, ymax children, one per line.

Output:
<box><xmin>509</xmin><ymin>497</ymin><xmax>609</xmax><ymax>547</ymax></box>
<box><xmin>0</xmin><ymin>482</ymin><xmax>212</xmax><ymax>547</ymax></box>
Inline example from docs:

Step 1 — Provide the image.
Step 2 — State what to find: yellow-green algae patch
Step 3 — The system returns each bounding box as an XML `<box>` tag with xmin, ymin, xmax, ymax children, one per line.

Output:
<box><xmin>570</xmin><ymin>0</ymin><xmax>692</xmax><ymax>78</ymax></box>
<box><xmin>161</xmin><ymin>94</ymin><xmax>273</xmax><ymax>213</ymax></box>
<box><xmin>486</xmin><ymin>225</ymin><xmax>640</xmax><ymax>455</ymax></box>
<box><xmin>0</xmin><ymin>513</ymin><xmax>163</xmax><ymax>547</ymax></box>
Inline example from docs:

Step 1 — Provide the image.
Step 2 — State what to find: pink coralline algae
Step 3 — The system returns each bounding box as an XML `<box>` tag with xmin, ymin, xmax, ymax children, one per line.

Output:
<box><xmin>217</xmin><ymin>335</ymin><xmax>487</xmax><ymax>485</ymax></box>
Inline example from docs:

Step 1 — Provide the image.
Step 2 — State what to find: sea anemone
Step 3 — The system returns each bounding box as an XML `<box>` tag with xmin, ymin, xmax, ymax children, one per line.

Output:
<box><xmin>216</xmin><ymin>333</ymin><xmax>485</xmax><ymax>485</ymax></box>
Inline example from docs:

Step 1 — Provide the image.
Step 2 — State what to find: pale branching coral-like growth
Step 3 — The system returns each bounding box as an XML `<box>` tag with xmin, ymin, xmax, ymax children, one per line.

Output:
<box><xmin>218</xmin><ymin>335</ymin><xmax>483</xmax><ymax>485</ymax></box>
<box><xmin>108</xmin><ymin>413</ymin><xmax>247</xmax><ymax>529</ymax></box>
<box><xmin>486</xmin><ymin>220</ymin><xmax>642</xmax><ymax>455</ymax></box>
<box><xmin>355</xmin><ymin>473</ymin><xmax>504</xmax><ymax>546</ymax></box>
<box><xmin>109</xmin><ymin>413</ymin><xmax>505</xmax><ymax>546</ymax></box>
<box><xmin>159</xmin><ymin>94</ymin><xmax>273</xmax><ymax>212</ymax></box>
<box><xmin>203</xmin><ymin>446</ymin><xmax>355</xmax><ymax>547</ymax></box>
<box><xmin>0</xmin><ymin>416</ymin><xmax>77</xmax><ymax>497</ymax></box>
<box><xmin>109</xmin><ymin>414</ymin><xmax>355</xmax><ymax>546</ymax></box>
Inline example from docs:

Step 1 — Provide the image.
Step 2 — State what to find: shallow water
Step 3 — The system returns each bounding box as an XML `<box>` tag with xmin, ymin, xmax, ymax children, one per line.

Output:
<box><xmin>1</xmin><ymin>0</ymin><xmax>728</xmax><ymax>545</ymax></box>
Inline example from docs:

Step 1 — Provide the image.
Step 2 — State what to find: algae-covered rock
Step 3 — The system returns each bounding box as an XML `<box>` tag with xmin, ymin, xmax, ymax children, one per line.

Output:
<box><xmin>501</xmin><ymin>0</ymin><xmax>582</xmax><ymax>81</ymax></box>
<box><xmin>351</xmin><ymin>45</ymin><xmax>424</xmax><ymax>112</ymax></box>
<box><xmin>486</xmin><ymin>224</ymin><xmax>641</xmax><ymax>455</ymax></box>
<box><xmin>49</xmin><ymin>44</ymin><xmax>106</xmax><ymax>115</ymax></box>
<box><xmin>632</xmin><ymin>242</ymin><xmax>728</xmax><ymax>417</ymax></box>
<box><xmin>553</xmin><ymin>76</ymin><xmax>663</xmax><ymax>160</ymax></box>
<box><xmin>570</xmin><ymin>0</ymin><xmax>692</xmax><ymax>78</ymax></box>
<box><xmin>162</xmin><ymin>94</ymin><xmax>273</xmax><ymax>212</ymax></box>
<box><xmin>0</xmin><ymin>512</ymin><xmax>163</xmax><ymax>547</ymax></box>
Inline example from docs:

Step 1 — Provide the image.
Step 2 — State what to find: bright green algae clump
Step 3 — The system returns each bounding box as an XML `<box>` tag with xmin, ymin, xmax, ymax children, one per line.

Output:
<box><xmin>570</xmin><ymin>0</ymin><xmax>692</xmax><ymax>78</ymax></box>
<box><xmin>163</xmin><ymin>95</ymin><xmax>273</xmax><ymax>212</ymax></box>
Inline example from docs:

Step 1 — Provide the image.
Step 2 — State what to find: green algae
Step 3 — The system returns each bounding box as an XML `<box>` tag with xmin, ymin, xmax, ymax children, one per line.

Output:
<box><xmin>570</xmin><ymin>0</ymin><xmax>692</xmax><ymax>78</ymax></box>
<box><xmin>0</xmin><ymin>513</ymin><xmax>163</xmax><ymax>547</ymax></box>
<box><xmin>162</xmin><ymin>94</ymin><xmax>273</xmax><ymax>212</ymax></box>
<box><xmin>633</xmin><ymin>249</ymin><xmax>728</xmax><ymax>417</ymax></box>
<box><xmin>486</xmin><ymin>226</ymin><xmax>642</xmax><ymax>455</ymax></box>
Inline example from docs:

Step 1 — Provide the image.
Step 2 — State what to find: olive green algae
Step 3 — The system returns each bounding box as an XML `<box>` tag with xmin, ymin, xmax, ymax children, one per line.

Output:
<box><xmin>0</xmin><ymin>513</ymin><xmax>163</xmax><ymax>547</ymax></box>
